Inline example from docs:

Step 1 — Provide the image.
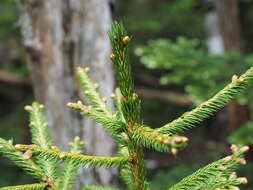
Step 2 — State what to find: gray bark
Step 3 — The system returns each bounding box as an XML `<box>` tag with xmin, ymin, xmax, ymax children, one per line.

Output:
<box><xmin>18</xmin><ymin>0</ymin><xmax>116</xmax><ymax>186</ymax></box>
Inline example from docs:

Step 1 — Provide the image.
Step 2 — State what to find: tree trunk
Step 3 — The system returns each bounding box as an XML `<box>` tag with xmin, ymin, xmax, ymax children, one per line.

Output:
<box><xmin>18</xmin><ymin>0</ymin><xmax>116</xmax><ymax>186</ymax></box>
<box><xmin>214</xmin><ymin>0</ymin><xmax>251</xmax><ymax>132</ymax></box>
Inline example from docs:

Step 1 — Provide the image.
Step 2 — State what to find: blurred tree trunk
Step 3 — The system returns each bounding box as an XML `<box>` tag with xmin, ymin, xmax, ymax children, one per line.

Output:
<box><xmin>18</xmin><ymin>0</ymin><xmax>116</xmax><ymax>186</ymax></box>
<box><xmin>214</xmin><ymin>0</ymin><xmax>251</xmax><ymax>132</ymax></box>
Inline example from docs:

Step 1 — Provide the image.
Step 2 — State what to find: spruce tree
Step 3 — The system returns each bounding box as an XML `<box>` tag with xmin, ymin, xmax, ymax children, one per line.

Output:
<box><xmin>0</xmin><ymin>22</ymin><xmax>252</xmax><ymax>190</ymax></box>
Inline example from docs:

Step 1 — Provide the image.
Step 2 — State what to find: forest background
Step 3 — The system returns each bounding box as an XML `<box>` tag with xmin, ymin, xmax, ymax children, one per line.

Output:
<box><xmin>1</xmin><ymin>0</ymin><xmax>253</xmax><ymax>189</ymax></box>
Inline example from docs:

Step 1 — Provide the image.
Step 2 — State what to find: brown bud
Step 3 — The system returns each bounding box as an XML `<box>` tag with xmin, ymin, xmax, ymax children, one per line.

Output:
<box><xmin>15</xmin><ymin>144</ymin><xmax>25</xmax><ymax>150</ymax></box>
<box><xmin>74</xmin><ymin>136</ymin><xmax>80</xmax><ymax>141</ymax></box>
<box><xmin>229</xmin><ymin>172</ymin><xmax>237</xmax><ymax>179</ymax></box>
<box><xmin>237</xmin><ymin>177</ymin><xmax>248</xmax><ymax>184</ymax></box>
<box><xmin>181</xmin><ymin>137</ymin><xmax>189</xmax><ymax>143</ymax></box>
<box><xmin>218</xmin><ymin>165</ymin><xmax>226</xmax><ymax>171</ymax></box>
<box><xmin>172</xmin><ymin>137</ymin><xmax>182</xmax><ymax>144</ymax></box>
<box><xmin>39</xmin><ymin>104</ymin><xmax>44</xmax><ymax>109</ymax></box>
<box><xmin>240</xmin><ymin>146</ymin><xmax>249</xmax><ymax>153</ymax></box>
<box><xmin>236</xmin><ymin>158</ymin><xmax>246</xmax><ymax>165</ymax></box>
<box><xmin>238</xmin><ymin>77</ymin><xmax>244</xmax><ymax>82</ymax></box>
<box><xmin>223</xmin><ymin>156</ymin><xmax>232</xmax><ymax>162</ymax></box>
<box><xmin>67</xmin><ymin>102</ymin><xmax>74</xmax><ymax>108</ymax></box>
<box><xmin>59</xmin><ymin>153</ymin><xmax>65</xmax><ymax>158</ymax></box>
<box><xmin>24</xmin><ymin>105</ymin><xmax>32</xmax><ymax>111</ymax></box>
<box><xmin>102</xmin><ymin>97</ymin><xmax>108</xmax><ymax>102</ymax></box>
<box><xmin>171</xmin><ymin>148</ymin><xmax>178</xmax><ymax>155</ymax></box>
<box><xmin>84</xmin><ymin>67</ymin><xmax>90</xmax><ymax>72</ymax></box>
<box><xmin>122</xmin><ymin>36</ymin><xmax>131</xmax><ymax>44</ymax></box>
<box><xmin>109</xmin><ymin>54</ymin><xmax>115</xmax><ymax>59</ymax></box>
<box><xmin>232</xmin><ymin>75</ymin><xmax>238</xmax><ymax>82</ymax></box>
<box><xmin>51</xmin><ymin>146</ymin><xmax>60</xmax><ymax>151</ymax></box>
<box><xmin>156</xmin><ymin>136</ymin><xmax>163</xmax><ymax>142</ymax></box>
<box><xmin>110</xmin><ymin>93</ymin><xmax>116</xmax><ymax>99</ymax></box>
<box><xmin>23</xmin><ymin>150</ymin><xmax>33</xmax><ymax>160</ymax></box>
<box><xmin>230</xmin><ymin>186</ymin><xmax>240</xmax><ymax>190</ymax></box>
<box><xmin>230</xmin><ymin>144</ymin><xmax>238</xmax><ymax>153</ymax></box>
<box><xmin>94</xmin><ymin>83</ymin><xmax>100</xmax><ymax>89</ymax></box>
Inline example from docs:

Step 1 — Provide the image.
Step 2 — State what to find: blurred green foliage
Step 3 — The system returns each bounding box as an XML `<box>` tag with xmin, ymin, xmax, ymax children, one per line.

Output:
<box><xmin>228</xmin><ymin>121</ymin><xmax>253</xmax><ymax>145</ymax></box>
<box><xmin>0</xmin><ymin>0</ymin><xmax>19</xmax><ymax>38</ymax></box>
<box><xmin>135</xmin><ymin>37</ymin><xmax>253</xmax><ymax>105</ymax></box>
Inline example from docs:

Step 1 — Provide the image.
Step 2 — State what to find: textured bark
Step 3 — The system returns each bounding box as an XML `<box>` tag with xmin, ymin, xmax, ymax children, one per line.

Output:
<box><xmin>215</xmin><ymin>0</ymin><xmax>251</xmax><ymax>132</ymax></box>
<box><xmin>19</xmin><ymin>0</ymin><xmax>115</xmax><ymax>186</ymax></box>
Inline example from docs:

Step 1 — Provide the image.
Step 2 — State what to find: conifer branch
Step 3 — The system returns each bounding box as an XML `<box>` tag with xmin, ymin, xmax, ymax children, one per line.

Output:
<box><xmin>108</xmin><ymin>22</ymin><xmax>133</xmax><ymax>98</ymax></box>
<box><xmin>58</xmin><ymin>136</ymin><xmax>84</xmax><ymax>190</ymax></box>
<box><xmin>155</xmin><ymin>67</ymin><xmax>253</xmax><ymax>134</ymax></box>
<box><xmin>132</xmin><ymin>126</ymin><xmax>188</xmax><ymax>153</ymax></box>
<box><xmin>0</xmin><ymin>138</ymin><xmax>46</xmax><ymax>181</ymax></box>
<box><xmin>0</xmin><ymin>183</ymin><xmax>48</xmax><ymax>190</ymax></box>
<box><xmin>168</xmin><ymin>145</ymin><xmax>249</xmax><ymax>190</ymax></box>
<box><xmin>15</xmin><ymin>144</ymin><xmax>130</xmax><ymax>168</ymax></box>
<box><xmin>109</xmin><ymin>22</ymin><xmax>148</xmax><ymax>190</ymax></box>
<box><xmin>67</xmin><ymin>101</ymin><xmax>126</xmax><ymax>134</ymax></box>
<box><xmin>76</xmin><ymin>67</ymin><xmax>113</xmax><ymax>117</ymax></box>
<box><xmin>24</xmin><ymin>102</ymin><xmax>57</xmax><ymax>182</ymax></box>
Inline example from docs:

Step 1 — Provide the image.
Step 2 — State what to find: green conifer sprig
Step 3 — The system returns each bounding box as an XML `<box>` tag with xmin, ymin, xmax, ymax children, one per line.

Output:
<box><xmin>168</xmin><ymin>145</ymin><xmax>249</xmax><ymax>190</ymax></box>
<box><xmin>14</xmin><ymin>144</ymin><xmax>130</xmax><ymax>168</ymax></box>
<box><xmin>0</xmin><ymin>138</ymin><xmax>46</xmax><ymax>181</ymax></box>
<box><xmin>108</xmin><ymin>22</ymin><xmax>133</xmax><ymax>98</ymax></box>
<box><xmin>76</xmin><ymin>67</ymin><xmax>113</xmax><ymax>117</ymax></box>
<box><xmin>25</xmin><ymin>102</ymin><xmax>57</xmax><ymax>182</ymax></box>
<box><xmin>155</xmin><ymin>68</ymin><xmax>253</xmax><ymax>135</ymax></box>
<box><xmin>58</xmin><ymin>136</ymin><xmax>84</xmax><ymax>190</ymax></box>
<box><xmin>67</xmin><ymin>101</ymin><xmax>126</xmax><ymax>135</ymax></box>
<box><xmin>132</xmin><ymin>126</ymin><xmax>188</xmax><ymax>153</ymax></box>
<box><xmin>0</xmin><ymin>183</ymin><xmax>48</xmax><ymax>190</ymax></box>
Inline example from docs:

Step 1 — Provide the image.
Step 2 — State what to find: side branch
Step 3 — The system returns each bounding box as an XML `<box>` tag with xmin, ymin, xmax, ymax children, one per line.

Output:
<box><xmin>67</xmin><ymin>101</ymin><xmax>126</xmax><ymax>134</ymax></box>
<box><xmin>132</xmin><ymin>126</ymin><xmax>188</xmax><ymax>153</ymax></box>
<box><xmin>155</xmin><ymin>67</ymin><xmax>253</xmax><ymax>134</ymax></box>
<box><xmin>76</xmin><ymin>67</ymin><xmax>113</xmax><ymax>117</ymax></box>
<box><xmin>15</xmin><ymin>144</ymin><xmax>131</xmax><ymax>168</ymax></box>
<box><xmin>0</xmin><ymin>183</ymin><xmax>48</xmax><ymax>190</ymax></box>
<box><xmin>0</xmin><ymin>138</ymin><xmax>46</xmax><ymax>181</ymax></box>
<box><xmin>168</xmin><ymin>146</ymin><xmax>249</xmax><ymax>190</ymax></box>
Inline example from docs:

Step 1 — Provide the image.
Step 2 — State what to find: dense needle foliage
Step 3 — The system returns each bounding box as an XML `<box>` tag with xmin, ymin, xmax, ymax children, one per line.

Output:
<box><xmin>0</xmin><ymin>22</ymin><xmax>252</xmax><ymax>190</ymax></box>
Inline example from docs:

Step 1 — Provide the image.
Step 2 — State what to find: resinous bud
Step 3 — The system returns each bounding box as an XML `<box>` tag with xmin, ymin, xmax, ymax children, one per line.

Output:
<box><xmin>23</xmin><ymin>150</ymin><xmax>33</xmax><ymax>160</ymax></box>
<box><xmin>172</xmin><ymin>137</ymin><xmax>182</xmax><ymax>144</ymax></box>
<box><xmin>84</xmin><ymin>67</ymin><xmax>90</xmax><ymax>72</ymax></box>
<box><xmin>122</xmin><ymin>36</ymin><xmax>131</xmax><ymax>45</ymax></box>
<box><xmin>240</xmin><ymin>146</ymin><xmax>249</xmax><ymax>153</ymax></box>
<box><xmin>223</xmin><ymin>156</ymin><xmax>232</xmax><ymax>162</ymax></box>
<box><xmin>230</xmin><ymin>186</ymin><xmax>240</xmax><ymax>190</ymax></box>
<box><xmin>94</xmin><ymin>83</ymin><xmax>100</xmax><ymax>89</ymax></box>
<box><xmin>229</xmin><ymin>172</ymin><xmax>237</xmax><ymax>179</ymax></box>
<box><xmin>24</xmin><ymin>105</ymin><xmax>33</xmax><ymax>111</ymax></box>
<box><xmin>232</xmin><ymin>75</ymin><xmax>238</xmax><ymax>82</ymax></box>
<box><xmin>110</xmin><ymin>54</ymin><xmax>115</xmax><ymax>59</ymax></box>
<box><xmin>230</xmin><ymin>144</ymin><xmax>238</xmax><ymax>153</ymax></box>
<box><xmin>237</xmin><ymin>177</ymin><xmax>248</xmax><ymax>184</ymax></box>
<box><xmin>171</xmin><ymin>148</ymin><xmax>178</xmax><ymax>155</ymax></box>
<box><xmin>59</xmin><ymin>153</ymin><xmax>66</xmax><ymax>158</ymax></box>
<box><xmin>236</xmin><ymin>158</ymin><xmax>246</xmax><ymax>165</ymax></box>
<box><xmin>218</xmin><ymin>165</ymin><xmax>226</xmax><ymax>171</ymax></box>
